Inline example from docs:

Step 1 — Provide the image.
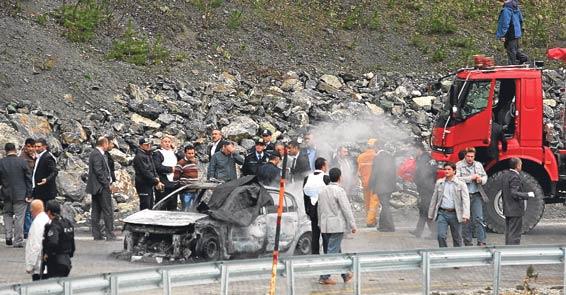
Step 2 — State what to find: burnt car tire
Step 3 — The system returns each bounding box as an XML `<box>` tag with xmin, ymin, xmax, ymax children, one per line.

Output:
<box><xmin>197</xmin><ymin>232</ymin><xmax>220</xmax><ymax>261</ymax></box>
<box><xmin>484</xmin><ymin>171</ymin><xmax>545</xmax><ymax>234</ymax></box>
<box><xmin>294</xmin><ymin>232</ymin><xmax>312</xmax><ymax>255</ymax></box>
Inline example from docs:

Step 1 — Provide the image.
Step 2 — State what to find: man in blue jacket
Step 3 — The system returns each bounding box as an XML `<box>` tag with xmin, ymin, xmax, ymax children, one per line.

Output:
<box><xmin>496</xmin><ymin>0</ymin><xmax>528</xmax><ymax>65</ymax></box>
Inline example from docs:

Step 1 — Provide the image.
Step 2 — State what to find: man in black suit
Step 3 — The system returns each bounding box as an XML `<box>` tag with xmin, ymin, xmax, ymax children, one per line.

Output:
<box><xmin>31</xmin><ymin>138</ymin><xmax>58</xmax><ymax>202</ymax></box>
<box><xmin>369</xmin><ymin>144</ymin><xmax>397</xmax><ymax>232</ymax></box>
<box><xmin>502</xmin><ymin>157</ymin><xmax>534</xmax><ymax>245</ymax></box>
<box><xmin>241</xmin><ymin>140</ymin><xmax>269</xmax><ymax>176</ymax></box>
<box><xmin>288</xmin><ymin>140</ymin><xmax>311</xmax><ymax>183</ymax></box>
<box><xmin>0</xmin><ymin>143</ymin><xmax>32</xmax><ymax>247</ymax></box>
<box><xmin>257</xmin><ymin>154</ymin><xmax>281</xmax><ymax>187</ymax></box>
<box><xmin>208</xmin><ymin>129</ymin><xmax>225</xmax><ymax>160</ymax></box>
<box><xmin>86</xmin><ymin>137</ymin><xmax>115</xmax><ymax>240</ymax></box>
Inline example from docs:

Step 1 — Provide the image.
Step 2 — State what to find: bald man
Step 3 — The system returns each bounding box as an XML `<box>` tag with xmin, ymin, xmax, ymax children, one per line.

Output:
<box><xmin>25</xmin><ymin>200</ymin><xmax>50</xmax><ymax>280</ymax></box>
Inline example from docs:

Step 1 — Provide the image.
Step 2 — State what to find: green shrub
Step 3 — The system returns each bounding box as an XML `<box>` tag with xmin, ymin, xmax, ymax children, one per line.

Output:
<box><xmin>54</xmin><ymin>0</ymin><xmax>108</xmax><ymax>42</ymax></box>
<box><xmin>432</xmin><ymin>46</ymin><xmax>447</xmax><ymax>62</ymax></box>
<box><xmin>420</xmin><ymin>4</ymin><xmax>456</xmax><ymax>35</ymax></box>
<box><xmin>410</xmin><ymin>34</ymin><xmax>429</xmax><ymax>53</ymax></box>
<box><xmin>342</xmin><ymin>5</ymin><xmax>362</xmax><ymax>30</ymax></box>
<box><xmin>35</xmin><ymin>14</ymin><xmax>48</xmax><ymax>26</ymax></box>
<box><xmin>228</xmin><ymin>10</ymin><xmax>243</xmax><ymax>29</ymax></box>
<box><xmin>108</xmin><ymin>21</ymin><xmax>170</xmax><ymax>66</ymax></box>
<box><xmin>368</xmin><ymin>10</ymin><xmax>381</xmax><ymax>31</ymax></box>
<box><xmin>449</xmin><ymin>37</ymin><xmax>474</xmax><ymax>49</ymax></box>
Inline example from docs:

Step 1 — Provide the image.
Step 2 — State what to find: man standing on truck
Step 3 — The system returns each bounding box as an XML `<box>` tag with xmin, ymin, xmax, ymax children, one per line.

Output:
<box><xmin>428</xmin><ymin>162</ymin><xmax>470</xmax><ymax>248</ymax></box>
<box><xmin>456</xmin><ymin>147</ymin><xmax>488</xmax><ymax>246</ymax></box>
<box><xmin>496</xmin><ymin>0</ymin><xmax>528</xmax><ymax>65</ymax></box>
<box><xmin>501</xmin><ymin>157</ymin><xmax>535</xmax><ymax>245</ymax></box>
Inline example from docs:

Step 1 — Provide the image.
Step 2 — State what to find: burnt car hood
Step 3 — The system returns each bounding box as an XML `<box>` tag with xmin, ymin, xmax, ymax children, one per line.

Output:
<box><xmin>123</xmin><ymin>209</ymin><xmax>208</xmax><ymax>227</ymax></box>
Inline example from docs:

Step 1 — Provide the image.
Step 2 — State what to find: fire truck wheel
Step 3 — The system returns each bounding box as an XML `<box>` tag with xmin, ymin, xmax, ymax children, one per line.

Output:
<box><xmin>483</xmin><ymin>170</ymin><xmax>545</xmax><ymax>234</ymax></box>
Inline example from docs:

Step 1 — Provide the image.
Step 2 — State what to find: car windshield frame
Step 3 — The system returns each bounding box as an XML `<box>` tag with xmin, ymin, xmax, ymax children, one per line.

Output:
<box><xmin>434</xmin><ymin>78</ymin><xmax>492</xmax><ymax>127</ymax></box>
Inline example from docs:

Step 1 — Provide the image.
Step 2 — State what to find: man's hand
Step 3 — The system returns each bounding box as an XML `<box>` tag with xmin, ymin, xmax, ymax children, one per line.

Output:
<box><xmin>500</xmin><ymin>37</ymin><xmax>506</xmax><ymax>42</ymax></box>
<box><xmin>37</xmin><ymin>178</ymin><xmax>47</xmax><ymax>186</ymax></box>
<box><xmin>26</xmin><ymin>270</ymin><xmax>31</xmax><ymax>274</ymax></box>
<box><xmin>527</xmin><ymin>192</ymin><xmax>535</xmax><ymax>198</ymax></box>
<box><xmin>463</xmin><ymin>218</ymin><xmax>470</xmax><ymax>224</ymax></box>
<box><xmin>351</xmin><ymin>228</ymin><xmax>357</xmax><ymax>234</ymax></box>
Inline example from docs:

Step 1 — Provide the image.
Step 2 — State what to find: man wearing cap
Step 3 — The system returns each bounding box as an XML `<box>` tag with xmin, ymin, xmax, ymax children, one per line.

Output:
<box><xmin>207</xmin><ymin>141</ymin><xmax>244</xmax><ymax>182</ymax></box>
<box><xmin>242</xmin><ymin>139</ymin><xmax>269</xmax><ymax>176</ymax></box>
<box><xmin>257</xmin><ymin>154</ymin><xmax>281</xmax><ymax>187</ymax></box>
<box><xmin>260</xmin><ymin>130</ymin><xmax>275</xmax><ymax>155</ymax></box>
<box><xmin>133</xmin><ymin>138</ymin><xmax>162</xmax><ymax>210</ymax></box>
<box><xmin>357</xmin><ymin>139</ymin><xmax>380</xmax><ymax>227</ymax></box>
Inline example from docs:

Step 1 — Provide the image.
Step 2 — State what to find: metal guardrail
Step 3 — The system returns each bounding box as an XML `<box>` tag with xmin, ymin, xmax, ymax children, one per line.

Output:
<box><xmin>2</xmin><ymin>245</ymin><xmax>566</xmax><ymax>295</ymax></box>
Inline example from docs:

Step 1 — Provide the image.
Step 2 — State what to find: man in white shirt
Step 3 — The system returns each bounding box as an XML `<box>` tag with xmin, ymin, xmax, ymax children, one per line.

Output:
<box><xmin>25</xmin><ymin>200</ymin><xmax>50</xmax><ymax>280</ymax></box>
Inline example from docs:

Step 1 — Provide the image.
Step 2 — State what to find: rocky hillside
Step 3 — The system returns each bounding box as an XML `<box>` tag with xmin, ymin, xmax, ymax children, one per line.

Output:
<box><xmin>0</xmin><ymin>1</ymin><xmax>565</xmax><ymax>227</ymax></box>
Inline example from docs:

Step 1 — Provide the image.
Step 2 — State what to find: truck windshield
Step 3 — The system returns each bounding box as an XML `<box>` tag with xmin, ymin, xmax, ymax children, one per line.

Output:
<box><xmin>434</xmin><ymin>79</ymin><xmax>491</xmax><ymax>127</ymax></box>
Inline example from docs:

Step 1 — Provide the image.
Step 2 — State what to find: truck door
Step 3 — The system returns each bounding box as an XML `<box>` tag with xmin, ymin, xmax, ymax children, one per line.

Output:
<box><xmin>453</xmin><ymin>80</ymin><xmax>494</xmax><ymax>148</ymax></box>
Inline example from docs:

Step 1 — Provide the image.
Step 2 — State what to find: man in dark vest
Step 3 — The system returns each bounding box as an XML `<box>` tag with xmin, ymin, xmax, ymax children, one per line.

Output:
<box><xmin>42</xmin><ymin>200</ymin><xmax>75</xmax><ymax>279</ymax></box>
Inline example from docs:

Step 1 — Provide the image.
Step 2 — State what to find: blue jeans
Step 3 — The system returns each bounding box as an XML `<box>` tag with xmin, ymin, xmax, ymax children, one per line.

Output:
<box><xmin>24</xmin><ymin>204</ymin><xmax>32</xmax><ymax>237</ymax></box>
<box><xmin>462</xmin><ymin>194</ymin><xmax>486</xmax><ymax>245</ymax></box>
<box><xmin>320</xmin><ymin>233</ymin><xmax>349</xmax><ymax>281</ymax></box>
<box><xmin>436</xmin><ymin>209</ymin><xmax>463</xmax><ymax>248</ymax></box>
<box><xmin>181</xmin><ymin>192</ymin><xmax>196</xmax><ymax>211</ymax></box>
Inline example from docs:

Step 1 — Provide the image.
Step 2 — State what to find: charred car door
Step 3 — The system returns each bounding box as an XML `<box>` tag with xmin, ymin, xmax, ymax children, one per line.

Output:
<box><xmin>226</xmin><ymin>210</ymin><xmax>267</xmax><ymax>256</ymax></box>
<box><xmin>265</xmin><ymin>192</ymin><xmax>299</xmax><ymax>252</ymax></box>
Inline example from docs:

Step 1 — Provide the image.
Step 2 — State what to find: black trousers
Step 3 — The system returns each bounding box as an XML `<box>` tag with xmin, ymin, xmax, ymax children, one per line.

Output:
<box><xmin>378</xmin><ymin>192</ymin><xmax>395</xmax><ymax>231</ymax></box>
<box><xmin>155</xmin><ymin>186</ymin><xmax>177</xmax><ymax>211</ymax></box>
<box><xmin>91</xmin><ymin>188</ymin><xmax>114</xmax><ymax>239</ymax></box>
<box><xmin>136</xmin><ymin>184</ymin><xmax>154</xmax><ymax>210</ymax></box>
<box><xmin>504</xmin><ymin>38</ymin><xmax>528</xmax><ymax>65</ymax></box>
<box><xmin>305</xmin><ymin>201</ymin><xmax>321</xmax><ymax>255</ymax></box>
<box><xmin>505</xmin><ymin>216</ymin><xmax>522</xmax><ymax>245</ymax></box>
<box><xmin>46</xmin><ymin>255</ymin><xmax>71</xmax><ymax>278</ymax></box>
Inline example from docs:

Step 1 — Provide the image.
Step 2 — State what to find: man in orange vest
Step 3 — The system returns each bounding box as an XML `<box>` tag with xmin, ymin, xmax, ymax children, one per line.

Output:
<box><xmin>357</xmin><ymin>139</ymin><xmax>380</xmax><ymax>226</ymax></box>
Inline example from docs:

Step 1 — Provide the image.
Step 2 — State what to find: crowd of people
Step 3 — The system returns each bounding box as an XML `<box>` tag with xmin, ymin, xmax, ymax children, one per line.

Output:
<box><xmin>0</xmin><ymin>128</ymin><xmax>535</xmax><ymax>283</ymax></box>
<box><xmin>0</xmin><ymin>139</ymin><xmax>74</xmax><ymax>281</ymax></box>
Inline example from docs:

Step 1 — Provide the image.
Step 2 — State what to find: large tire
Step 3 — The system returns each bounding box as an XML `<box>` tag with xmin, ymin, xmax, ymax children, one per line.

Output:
<box><xmin>196</xmin><ymin>232</ymin><xmax>220</xmax><ymax>261</ymax></box>
<box><xmin>484</xmin><ymin>170</ymin><xmax>545</xmax><ymax>234</ymax></box>
<box><xmin>294</xmin><ymin>232</ymin><xmax>312</xmax><ymax>255</ymax></box>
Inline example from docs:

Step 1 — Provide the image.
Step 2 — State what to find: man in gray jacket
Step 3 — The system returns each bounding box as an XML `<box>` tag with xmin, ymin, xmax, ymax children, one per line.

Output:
<box><xmin>317</xmin><ymin>168</ymin><xmax>357</xmax><ymax>285</ymax></box>
<box><xmin>0</xmin><ymin>143</ymin><xmax>32</xmax><ymax>247</ymax></box>
<box><xmin>428</xmin><ymin>162</ymin><xmax>470</xmax><ymax>248</ymax></box>
<box><xmin>456</xmin><ymin>147</ymin><xmax>488</xmax><ymax>246</ymax></box>
<box><xmin>86</xmin><ymin>137</ymin><xmax>114</xmax><ymax>240</ymax></box>
<box><xmin>207</xmin><ymin>141</ymin><xmax>244</xmax><ymax>182</ymax></box>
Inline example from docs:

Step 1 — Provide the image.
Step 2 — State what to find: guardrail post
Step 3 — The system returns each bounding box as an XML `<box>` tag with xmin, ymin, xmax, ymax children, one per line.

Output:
<box><xmin>492</xmin><ymin>251</ymin><xmax>502</xmax><ymax>295</ymax></box>
<box><xmin>220</xmin><ymin>263</ymin><xmax>229</xmax><ymax>295</ymax></box>
<box><xmin>162</xmin><ymin>270</ymin><xmax>171</xmax><ymax>295</ymax></box>
<box><xmin>18</xmin><ymin>286</ymin><xmax>28</xmax><ymax>295</ymax></box>
<box><xmin>422</xmin><ymin>251</ymin><xmax>430</xmax><ymax>295</ymax></box>
<box><xmin>353</xmin><ymin>255</ymin><xmax>361</xmax><ymax>295</ymax></box>
<box><xmin>561</xmin><ymin>248</ymin><xmax>566</xmax><ymax>295</ymax></box>
<box><xmin>285</xmin><ymin>260</ymin><xmax>295</xmax><ymax>295</ymax></box>
<box><xmin>63</xmin><ymin>281</ymin><xmax>72</xmax><ymax>295</ymax></box>
<box><xmin>110</xmin><ymin>275</ymin><xmax>119</xmax><ymax>295</ymax></box>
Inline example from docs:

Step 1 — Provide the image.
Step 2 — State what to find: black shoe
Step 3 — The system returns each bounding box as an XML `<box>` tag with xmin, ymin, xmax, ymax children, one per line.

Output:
<box><xmin>5</xmin><ymin>239</ymin><xmax>12</xmax><ymax>246</ymax></box>
<box><xmin>13</xmin><ymin>243</ymin><xmax>24</xmax><ymax>248</ymax></box>
<box><xmin>106</xmin><ymin>235</ymin><xmax>117</xmax><ymax>241</ymax></box>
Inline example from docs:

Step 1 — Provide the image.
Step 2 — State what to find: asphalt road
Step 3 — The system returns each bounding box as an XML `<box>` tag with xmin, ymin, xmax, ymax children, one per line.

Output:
<box><xmin>2</xmin><ymin>215</ymin><xmax>566</xmax><ymax>294</ymax></box>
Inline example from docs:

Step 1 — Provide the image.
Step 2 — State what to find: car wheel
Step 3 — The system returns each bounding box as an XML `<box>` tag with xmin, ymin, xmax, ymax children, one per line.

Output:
<box><xmin>124</xmin><ymin>230</ymin><xmax>133</xmax><ymax>252</ymax></box>
<box><xmin>294</xmin><ymin>232</ymin><xmax>311</xmax><ymax>255</ymax></box>
<box><xmin>198</xmin><ymin>232</ymin><xmax>220</xmax><ymax>261</ymax></box>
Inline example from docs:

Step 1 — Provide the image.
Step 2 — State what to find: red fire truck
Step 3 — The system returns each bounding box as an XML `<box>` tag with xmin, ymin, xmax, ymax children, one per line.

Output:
<box><xmin>431</xmin><ymin>56</ymin><xmax>565</xmax><ymax>233</ymax></box>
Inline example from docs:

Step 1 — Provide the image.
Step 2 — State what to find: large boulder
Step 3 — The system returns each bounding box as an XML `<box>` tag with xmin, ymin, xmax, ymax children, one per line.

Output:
<box><xmin>131</xmin><ymin>113</ymin><xmax>161</xmax><ymax>129</ymax></box>
<box><xmin>57</xmin><ymin>170</ymin><xmax>86</xmax><ymax>202</ymax></box>
<box><xmin>221</xmin><ymin>116</ymin><xmax>259</xmax><ymax>142</ymax></box>
<box><xmin>0</xmin><ymin>122</ymin><xmax>24</xmax><ymax>156</ymax></box>
<box><xmin>112</xmin><ymin>169</ymin><xmax>136</xmax><ymax>203</ymax></box>
<box><xmin>60</xmin><ymin>120</ymin><xmax>88</xmax><ymax>145</ymax></box>
<box><xmin>9</xmin><ymin>113</ymin><xmax>52</xmax><ymax>139</ymax></box>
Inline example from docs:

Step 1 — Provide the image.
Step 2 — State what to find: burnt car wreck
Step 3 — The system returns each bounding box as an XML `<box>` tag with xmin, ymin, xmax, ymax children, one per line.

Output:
<box><xmin>122</xmin><ymin>176</ymin><xmax>312</xmax><ymax>262</ymax></box>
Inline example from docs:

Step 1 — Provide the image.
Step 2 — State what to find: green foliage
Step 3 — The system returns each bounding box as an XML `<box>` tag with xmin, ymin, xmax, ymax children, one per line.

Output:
<box><xmin>449</xmin><ymin>37</ymin><xmax>474</xmax><ymax>49</ymax></box>
<box><xmin>107</xmin><ymin>21</ymin><xmax>170</xmax><ymax>66</ymax></box>
<box><xmin>342</xmin><ymin>5</ymin><xmax>363</xmax><ymax>30</ymax></box>
<box><xmin>191</xmin><ymin>0</ymin><xmax>224</xmax><ymax>28</ymax></box>
<box><xmin>54</xmin><ymin>0</ymin><xmax>108</xmax><ymax>42</ymax></box>
<box><xmin>35</xmin><ymin>14</ymin><xmax>48</xmax><ymax>26</ymax></box>
<box><xmin>368</xmin><ymin>10</ymin><xmax>381</xmax><ymax>31</ymax></box>
<box><xmin>410</xmin><ymin>34</ymin><xmax>429</xmax><ymax>54</ymax></box>
<box><xmin>422</xmin><ymin>4</ymin><xmax>456</xmax><ymax>35</ymax></box>
<box><xmin>432</xmin><ymin>46</ymin><xmax>446</xmax><ymax>62</ymax></box>
<box><xmin>227</xmin><ymin>10</ymin><xmax>243</xmax><ymax>29</ymax></box>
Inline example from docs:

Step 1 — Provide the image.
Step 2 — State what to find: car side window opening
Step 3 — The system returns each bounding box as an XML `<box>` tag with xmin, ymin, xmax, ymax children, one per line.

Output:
<box><xmin>494</xmin><ymin>79</ymin><xmax>517</xmax><ymax>134</ymax></box>
<box><xmin>459</xmin><ymin>80</ymin><xmax>491</xmax><ymax>118</ymax></box>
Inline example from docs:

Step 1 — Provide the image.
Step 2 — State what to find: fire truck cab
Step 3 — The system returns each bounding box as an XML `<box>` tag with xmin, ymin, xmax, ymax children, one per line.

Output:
<box><xmin>431</xmin><ymin>58</ymin><xmax>563</xmax><ymax>234</ymax></box>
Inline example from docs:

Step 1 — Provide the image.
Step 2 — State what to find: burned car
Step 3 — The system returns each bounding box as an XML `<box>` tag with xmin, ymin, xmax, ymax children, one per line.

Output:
<box><xmin>122</xmin><ymin>176</ymin><xmax>312</xmax><ymax>262</ymax></box>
